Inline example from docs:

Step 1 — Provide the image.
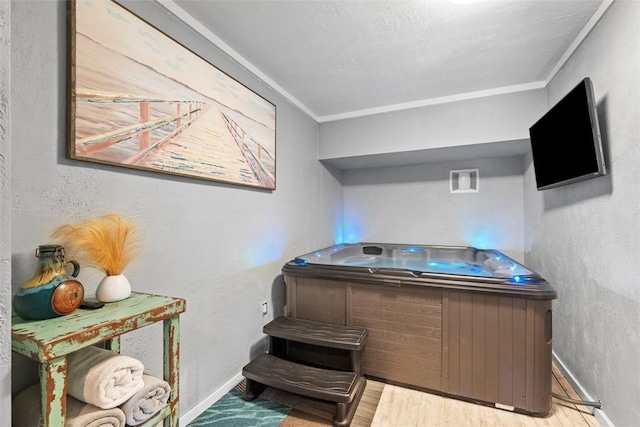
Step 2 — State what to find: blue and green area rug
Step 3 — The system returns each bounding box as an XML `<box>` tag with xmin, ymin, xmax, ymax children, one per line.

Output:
<box><xmin>187</xmin><ymin>389</ymin><xmax>291</xmax><ymax>426</ymax></box>
<box><xmin>187</xmin><ymin>379</ymin><xmax>383</xmax><ymax>427</ymax></box>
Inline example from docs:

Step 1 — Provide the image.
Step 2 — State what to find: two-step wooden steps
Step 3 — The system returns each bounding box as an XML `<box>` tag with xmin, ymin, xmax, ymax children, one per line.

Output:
<box><xmin>242</xmin><ymin>316</ymin><xmax>369</xmax><ymax>427</ymax></box>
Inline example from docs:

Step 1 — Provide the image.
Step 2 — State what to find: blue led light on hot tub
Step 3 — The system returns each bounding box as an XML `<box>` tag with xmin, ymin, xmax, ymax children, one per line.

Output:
<box><xmin>294</xmin><ymin>258</ymin><xmax>308</xmax><ymax>265</ymax></box>
<box><xmin>404</xmin><ymin>247</ymin><xmax>424</xmax><ymax>253</ymax></box>
<box><xmin>511</xmin><ymin>275</ymin><xmax>538</xmax><ymax>284</ymax></box>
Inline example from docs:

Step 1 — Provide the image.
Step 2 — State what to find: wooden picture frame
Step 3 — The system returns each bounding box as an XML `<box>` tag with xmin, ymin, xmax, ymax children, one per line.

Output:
<box><xmin>67</xmin><ymin>0</ymin><xmax>276</xmax><ymax>190</ymax></box>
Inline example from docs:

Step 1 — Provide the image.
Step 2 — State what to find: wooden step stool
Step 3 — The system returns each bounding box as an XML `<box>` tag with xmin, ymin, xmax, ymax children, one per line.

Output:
<box><xmin>242</xmin><ymin>316</ymin><xmax>369</xmax><ymax>427</ymax></box>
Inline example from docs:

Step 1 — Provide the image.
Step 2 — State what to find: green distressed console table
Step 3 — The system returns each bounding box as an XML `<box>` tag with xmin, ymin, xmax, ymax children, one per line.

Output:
<box><xmin>12</xmin><ymin>292</ymin><xmax>186</xmax><ymax>427</ymax></box>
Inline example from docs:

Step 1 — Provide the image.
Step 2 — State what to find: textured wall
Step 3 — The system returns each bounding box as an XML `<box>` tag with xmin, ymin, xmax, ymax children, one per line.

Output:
<box><xmin>343</xmin><ymin>156</ymin><xmax>525</xmax><ymax>262</ymax></box>
<box><xmin>319</xmin><ymin>89</ymin><xmax>546</xmax><ymax>161</ymax></box>
<box><xmin>8</xmin><ymin>0</ymin><xmax>341</xmax><ymax>423</ymax></box>
<box><xmin>524</xmin><ymin>1</ymin><xmax>640</xmax><ymax>426</ymax></box>
<box><xmin>0</xmin><ymin>0</ymin><xmax>11</xmax><ymax>422</ymax></box>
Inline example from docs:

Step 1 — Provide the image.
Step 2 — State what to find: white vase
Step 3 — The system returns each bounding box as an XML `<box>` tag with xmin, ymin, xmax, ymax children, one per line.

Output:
<box><xmin>96</xmin><ymin>274</ymin><xmax>131</xmax><ymax>302</ymax></box>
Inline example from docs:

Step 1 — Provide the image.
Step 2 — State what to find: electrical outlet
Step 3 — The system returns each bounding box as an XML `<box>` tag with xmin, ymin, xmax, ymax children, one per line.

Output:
<box><xmin>261</xmin><ymin>300</ymin><xmax>268</xmax><ymax>317</ymax></box>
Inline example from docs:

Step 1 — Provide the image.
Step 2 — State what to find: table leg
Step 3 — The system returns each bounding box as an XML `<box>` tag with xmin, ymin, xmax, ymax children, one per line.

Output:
<box><xmin>39</xmin><ymin>356</ymin><xmax>67</xmax><ymax>427</ymax></box>
<box><xmin>104</xmin><ymin>336</ymin><xmax>121</xmax><ymax>353</ymax></box>
<box><xmin>164</xmin><ymin>315</ymin><xmax>180</xmax><ymax>427</ymax></box>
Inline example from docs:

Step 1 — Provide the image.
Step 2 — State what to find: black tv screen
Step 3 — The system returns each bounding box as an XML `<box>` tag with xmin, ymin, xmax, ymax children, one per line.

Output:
<box><xmin>529</xmin><ymin>77</ymin><xmax>606</xmax><ymax>190</ymax></box>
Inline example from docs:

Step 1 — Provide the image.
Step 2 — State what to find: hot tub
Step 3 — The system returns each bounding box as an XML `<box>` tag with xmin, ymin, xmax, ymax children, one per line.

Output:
<box><xmin>282</xmin><ymin>243</ymin><xmax>557</xmax><ymax>416</ymax></box>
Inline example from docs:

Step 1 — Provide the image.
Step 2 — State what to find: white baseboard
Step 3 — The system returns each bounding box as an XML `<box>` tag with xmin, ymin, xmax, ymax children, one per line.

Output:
<box><xmin>179</xmin><ymin>371</ymin><xmax>244</xmax><ymax>426</ymax></box>
<box><xmin>552</xmin><ymin>352</ymin><xmax>614</xmax><ymax>427</ymax></box>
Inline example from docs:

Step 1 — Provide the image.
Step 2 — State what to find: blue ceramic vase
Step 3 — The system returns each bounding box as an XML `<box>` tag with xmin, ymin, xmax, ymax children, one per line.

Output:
<box><xmin>13</xmin><ymin>245</ymin><xmax>85</xmax><ymax>320</ymax></box>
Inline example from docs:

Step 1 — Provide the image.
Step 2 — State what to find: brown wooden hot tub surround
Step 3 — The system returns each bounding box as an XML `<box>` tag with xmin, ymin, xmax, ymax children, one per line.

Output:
<box><xmin>282</xmin><ymin>243</ymin><xmax>556</xmax><ymax>417</ymax></box>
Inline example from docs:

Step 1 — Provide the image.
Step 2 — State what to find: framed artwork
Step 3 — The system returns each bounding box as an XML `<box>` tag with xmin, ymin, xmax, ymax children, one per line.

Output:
<box><xmin>67</xmin><ymin>0</ymin><xmax>276</xmax><ymax>190</ymax></box>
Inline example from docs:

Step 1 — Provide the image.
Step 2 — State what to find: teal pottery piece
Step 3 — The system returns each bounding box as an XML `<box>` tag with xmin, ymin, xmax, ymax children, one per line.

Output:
<box><xmin>13</xmin><ymin>245</ymin><xmax>85</xmax><ymax>320</ymax></box>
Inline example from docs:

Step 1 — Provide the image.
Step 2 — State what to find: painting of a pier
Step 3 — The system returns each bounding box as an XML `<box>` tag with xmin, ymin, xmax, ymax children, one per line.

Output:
<box><xmin>67</xmin><ymin>0</ymin><xmax>276</xmax><ymax>190</ymax></box>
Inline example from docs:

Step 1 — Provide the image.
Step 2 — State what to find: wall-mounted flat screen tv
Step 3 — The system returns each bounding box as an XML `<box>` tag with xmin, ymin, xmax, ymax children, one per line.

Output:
<box><xmin>529</xmin><ymin>77</ymin><xmax>606</xmax><ymax>190</ymax></box>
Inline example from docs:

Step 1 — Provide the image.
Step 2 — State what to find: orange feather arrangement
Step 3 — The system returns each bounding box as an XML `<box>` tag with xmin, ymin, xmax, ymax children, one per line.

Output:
<box><xmin>52</xmin><ymin>214</ymin><xmax>141</xmax><ymax>276</ymax></box>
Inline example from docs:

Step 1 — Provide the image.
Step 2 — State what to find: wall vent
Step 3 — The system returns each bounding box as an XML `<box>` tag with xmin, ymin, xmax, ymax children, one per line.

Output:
<box><xmin>450</xmin><ymin>169</ymin><xmax>479</xmax><ymax>194</ymax></box>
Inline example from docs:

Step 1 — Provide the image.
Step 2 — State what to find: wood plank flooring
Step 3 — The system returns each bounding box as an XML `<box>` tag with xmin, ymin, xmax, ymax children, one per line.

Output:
<box><xmin>370</xmin><ymin>363</ymin><xmax>600</xmax><ymax>427</ymax></box>
<box><xmin>256</xmin><ymin>361</ymin><xmax>599</xmax><ymax>426</ymax></box>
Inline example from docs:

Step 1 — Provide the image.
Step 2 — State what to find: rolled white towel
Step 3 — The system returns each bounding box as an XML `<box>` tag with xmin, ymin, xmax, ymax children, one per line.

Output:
<box><xmin>119</xmin><ymin>374</ymin><xmax>171</xmax><ymax>426</ymax></box>
<box><xmin>12</xmin><ymin>383</ymin><xmax>126</xmax><ymax>427</ymax></box>
<box><xmin>67</xmin><ymin>346</ymin><xmax>145</xmax><ymax>409</ymax></box>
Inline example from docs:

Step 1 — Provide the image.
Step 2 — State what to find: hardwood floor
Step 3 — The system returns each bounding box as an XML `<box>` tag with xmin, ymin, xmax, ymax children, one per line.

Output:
<box><xmin>370</xmin><ymin>363</ymin><xmax>600</xmax><ymax>426</ymax></box>
<box><xmin>254</xmin><ymin>361</ymin><xmax>599</xmax><ymax>426</ymax></box>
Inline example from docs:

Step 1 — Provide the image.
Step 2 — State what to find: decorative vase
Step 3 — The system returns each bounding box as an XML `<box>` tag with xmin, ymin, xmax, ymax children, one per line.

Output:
<box><xmin>13</xmin><ymin>245</ymin><xmax>85</xmax><ymax>320</ymax></box>
<box><xmin>96</xmin><ymin>274</ymin><xmax>131</xmax><ymax>302</ymax></box>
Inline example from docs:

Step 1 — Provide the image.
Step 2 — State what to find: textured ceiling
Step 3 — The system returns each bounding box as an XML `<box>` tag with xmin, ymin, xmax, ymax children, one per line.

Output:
<box><xmin>169</xmin><ymin>0</ymin><xmax>607</xmax><ymax>121</ymax></box>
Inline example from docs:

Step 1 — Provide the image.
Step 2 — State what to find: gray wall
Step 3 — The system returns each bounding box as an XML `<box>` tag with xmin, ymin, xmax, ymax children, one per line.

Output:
<box><xmin>319</xmin><ymin>89</ymin><xmax>546</xmax><ymax>161</ymax></box>
<box><xmin>0</xmin><ymin>0</ymin><xmax>12</xmax><ymax>420</ymax></box>
<box><xmin>321</xmin><ymin>70</ymin><xmax>544</xmax><ymax>264</ymax></box>
<box><xmin>342</xmin><ymin>156</ymin><xmax>526</xmax><ymax>261</ymax></box>
<box><xmin>6</xmin><ymin>1</ymin><xmax>341</xmax><ymax>425</ymax></box>
<box><xmin>524</xmin><ymin>1</ymin><xmax>640</xmax><ymax>426</ymax></box>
